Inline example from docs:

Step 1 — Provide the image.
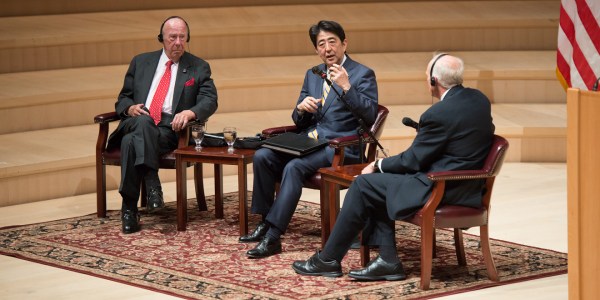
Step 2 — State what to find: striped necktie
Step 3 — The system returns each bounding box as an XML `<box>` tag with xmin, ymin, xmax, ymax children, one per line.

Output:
<box><xmin>309</xmin><ymin>80</ymin><xmax>330</xmax><ymax>139</ymax></box>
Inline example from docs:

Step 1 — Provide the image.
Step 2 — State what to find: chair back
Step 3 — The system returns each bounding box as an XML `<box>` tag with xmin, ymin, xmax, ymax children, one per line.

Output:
<box><xmin>365</xmin><ymin>104</ymin><xmax>389</xmax><ymax>161</ymax></box>
<box><xmin>481</xmin><ymin>135</ymin><xmax>509</xmax><ymax>177</ymax></box>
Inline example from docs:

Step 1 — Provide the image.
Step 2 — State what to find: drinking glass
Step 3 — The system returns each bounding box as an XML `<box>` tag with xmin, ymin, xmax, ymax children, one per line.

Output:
<box><xmin>223</xmin><ymin>127</ymin><xmax>237</xmax><ymax>152</ymax></box>
<box><xmin>191</xmin><ymin>124</ymin><xmax>205</xmax><ymax>151</ymax></box>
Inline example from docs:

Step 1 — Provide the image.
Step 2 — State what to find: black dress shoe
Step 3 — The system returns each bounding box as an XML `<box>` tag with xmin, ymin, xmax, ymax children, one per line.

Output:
<box><xmin>121</xmin><ymin>209</ymin><xmax>140</xmax><ymax>234</ymax></box>
<box><xmin>246</xmin><ymin>235</ymin><xmax>282</xmax><ymax>258</ymax></box>
<box><xmin>239</xmin><ymin>221</ymin><xmax>269</xmax><ymax>243</ymax></box>
<box><xmin>348</xmin><ymin>255</ymin><xmax>407</xmax><ymax>281</ymax></box>
<box><xmin>146</xmin><ymin>186</ymin><xmax>164</xmax><ymax>213</ymax></box>
<box><xmin>292</xmin><ymin>251</ymin><xmax>343</xmax><ymax>277</ymax></box>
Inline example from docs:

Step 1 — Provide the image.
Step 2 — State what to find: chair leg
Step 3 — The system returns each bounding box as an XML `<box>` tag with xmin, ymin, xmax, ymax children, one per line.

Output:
<box><xmin>140</xmin><ymin>182</ymin><xmax>147</xmax><ymax>208</ymax></box>
<box><xmin>319</xmin><ymin>180</ymin><xmax>330</xmax><ymax>248</ymax></box>
<box><xmin>480</xmin><ymin>225</ymin><xmax>499</xmax><ymax>281</ymax></box>
<box><xmin>360</xmin><ymin>244</ymin><xmax>370</xmax><ymax>267</ymax></box>
<box><xmin>454</xmin><ymin>228</ymin><xmax>467</xmax><ymax>266</ymax></box>
<box><xmin>96</xmin><ymin>164</ymin><xmax>107</xmax><ymax>218</ymax></box>
<box><xmin>214</xmin><ymin>164</ymin><xmax>224</xmax><ymax>219</ymax></box>
<box><xmin>420</xmin><ymin>223</ymin><xmax>434</xmax><ymax>290</ymax></box>
<box><xmin>194</xmin><ymin>163</ymin><xmax>207</xmax><ymax>211</ymax></box>
<box><xmin>432</xmin><ymin>228</ymin><xmax>437</xmax><ymax>258</ymax></box>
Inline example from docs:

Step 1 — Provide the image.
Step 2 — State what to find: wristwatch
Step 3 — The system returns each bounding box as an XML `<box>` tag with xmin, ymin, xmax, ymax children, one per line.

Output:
<box><xmin>373</xmin><ymin>159</ymin><xmax>381</xmax><ymax>173</ymax></box>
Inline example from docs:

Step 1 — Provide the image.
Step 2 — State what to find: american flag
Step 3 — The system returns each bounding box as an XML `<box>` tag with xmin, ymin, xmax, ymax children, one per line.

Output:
<box><xmin>556</xmin><ymin>0</ymin><xmax>600</xmax><ymax>91</ymax></box>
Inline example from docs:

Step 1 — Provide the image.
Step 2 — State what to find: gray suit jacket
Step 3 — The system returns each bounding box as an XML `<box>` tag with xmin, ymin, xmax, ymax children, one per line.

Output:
<box><xmin>292</xmin><ymin>56</ymin><xmax>378</xmax><ymax>163</ymax></box>
<box><xmin>379</xmin><ymin>85</ymin><xmax>495</xmax><ymax>220</ymax></box>
<box><xmin>107</xmin><ymin>50</ymin><xmax>218</xmax><ymax>149</ymax></box>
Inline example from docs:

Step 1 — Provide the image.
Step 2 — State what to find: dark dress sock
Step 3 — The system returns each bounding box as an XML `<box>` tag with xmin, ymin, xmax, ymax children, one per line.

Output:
<box><xmin>378</xmin><ymin>244</ymin><xmax>400</xmax><ymax>264</ymax></box>
<box><xmin>317</xmin><ymin>251</ymin><xmax>338</xmax><ymax>263</ymax></box>
<box><xmin>121</xmin><ymin>197</ymin><xmax>139</xmax><ymax>212</ymax></box>
<box><xmin>265</xmin><ymin>224</ymin><xmax>283</xmax><ymax>240</ymax></box>
<box><xmin>142</xmin><ymin>166</ymin><xmax>161</xmax><ymax>189</ymax></box>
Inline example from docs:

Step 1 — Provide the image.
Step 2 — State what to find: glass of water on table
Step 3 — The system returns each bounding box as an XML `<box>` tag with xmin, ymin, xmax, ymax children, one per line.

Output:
<box><xmin>223</xmin><ymin>127</ymin><xmax>237</xmax><ymax>152</ymax></box>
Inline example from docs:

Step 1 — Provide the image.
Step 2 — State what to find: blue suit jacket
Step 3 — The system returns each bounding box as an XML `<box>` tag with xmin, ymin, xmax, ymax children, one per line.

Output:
<box><xmin>292</xmin><ymin>56</ymin><xmax>378</xmax><ymax>163</ymax></box>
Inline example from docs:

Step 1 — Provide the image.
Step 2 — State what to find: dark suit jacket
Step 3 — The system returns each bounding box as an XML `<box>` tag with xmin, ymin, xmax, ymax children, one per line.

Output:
<box><xmin>292</xmin><ymin>56</ymin><xmax>378</xmax><ymax>163</ymax></box>
<box><xmin>107</xmin><ymin>50</ymin><xmax>218</xmax><ymax>149</ymax></box>
<box><xmin>379</xmin><ymin>85</ymin><xmax>495</xmax><ymax>220</ymax></box>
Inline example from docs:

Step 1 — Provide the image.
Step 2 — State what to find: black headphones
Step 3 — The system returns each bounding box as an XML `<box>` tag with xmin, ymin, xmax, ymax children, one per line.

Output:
<box><xmin>157</xmin><ymin>16</ymin><xmax>190</xmax><ymax>43</ymax></box>
<box><xmin>430</xmin><ymin>53</ymin><xmax>448</xmax><ymax>86</ymax></box>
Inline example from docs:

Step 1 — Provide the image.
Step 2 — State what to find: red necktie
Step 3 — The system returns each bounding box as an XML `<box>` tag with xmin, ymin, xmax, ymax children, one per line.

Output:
<box><xmin>149</xmin><ymin>60</ymin><xmax>173</xmax><ymax>125</ymax></box>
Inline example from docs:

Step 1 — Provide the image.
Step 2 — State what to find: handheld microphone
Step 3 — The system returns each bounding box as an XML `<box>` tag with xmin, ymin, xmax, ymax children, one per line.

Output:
<box><xmin>311</xmin><ymin>66</ymin><xmax>332</xmax><ymax>85</ymax></box>
<box><xmin>402</xmin><ymin>117</ymin><xmax>419</xmax><ymax>131</ymax></box>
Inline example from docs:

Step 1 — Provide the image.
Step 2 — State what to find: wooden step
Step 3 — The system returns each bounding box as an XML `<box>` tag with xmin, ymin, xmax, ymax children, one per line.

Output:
<box><xmin>0</xmin><ymin>103</ymin><xmax>566</xmax><ymax>207</ymax></box>
<box><xmin>0</xmin><ymin>1</ymin><xmax>559</xmax><ymax>73</ymax></box>
<box><xmin>2</xmin><ymin>0</ymin><xmax>538</xmax><ymax>17</ymax></box>
<box><xmin>0</xmin><ymin>50</ymin><xmax>564</xmax><ymax>134</ymax></box>
<box><xmin>1</xmin><ymin>0</ymin><xmax>402</xmax><ymax>17</ymax></box>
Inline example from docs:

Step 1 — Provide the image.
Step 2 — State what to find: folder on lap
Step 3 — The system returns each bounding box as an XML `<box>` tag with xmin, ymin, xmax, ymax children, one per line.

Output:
<box><xmin>262</xmin><ymin>132</ymin><xmax>329</xmax><ymax>156</ymax></box>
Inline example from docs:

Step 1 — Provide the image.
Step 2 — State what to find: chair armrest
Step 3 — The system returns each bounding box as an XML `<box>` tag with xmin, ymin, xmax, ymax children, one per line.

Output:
<box><xmin>95</xmin><ymin>112</ymin><xmax>118</xmax><ymax>156</ymax></box>
<box><xmin>262</xmin><ymin>125</ymin><xmax>299</xmax><ymax>137</ymax></box>
<box><xmin>427</xmin><ymin>169</ymin><xmax>493</xmax><ymax>181</ymax></box>
<box><xmin>328</xmin><ymin>133</ymin><xmax>373</xmax><ymax>149</ymax></box>
<box><xmin>94</xmin><ymin>112</ymin><xmax>119</xmax><ymax>124</ymax></box>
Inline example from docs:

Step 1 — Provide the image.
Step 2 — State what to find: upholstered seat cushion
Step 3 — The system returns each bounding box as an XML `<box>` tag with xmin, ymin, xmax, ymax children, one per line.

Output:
<box><xmin>410</xmin><ymin>205</ymin><xmax>488</xmax><ymax>229</ymax></box>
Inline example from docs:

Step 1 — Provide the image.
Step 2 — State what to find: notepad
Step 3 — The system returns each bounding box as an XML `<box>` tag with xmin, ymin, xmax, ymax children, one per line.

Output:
<box><xmin>262</xmin><ymin>132</ymin><xmax>329</xmax><ymax>156</ymax></box>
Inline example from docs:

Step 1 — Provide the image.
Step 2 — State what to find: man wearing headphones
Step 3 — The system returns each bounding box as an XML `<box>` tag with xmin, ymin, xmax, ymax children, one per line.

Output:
<box><xmin>107</xmin><ymin>16</ymin><xmax>218</xmax><ymax>234</ymax></box>
<box><xmin>292</xmin><ymin>53</ymin><xmax>495</xmax><ymax>280</ymax></box>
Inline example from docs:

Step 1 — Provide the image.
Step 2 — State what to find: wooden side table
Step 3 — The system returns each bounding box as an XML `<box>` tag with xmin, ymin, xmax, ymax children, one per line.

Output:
<box><xmin>318</xmin><ymin>163</ymin><xmax>368</xmax><ymax>247</ymax></box>
<box><xmin>174</xmin><ymin>146</ymin><xmax>255</xmax><ymax>235</ymax></box>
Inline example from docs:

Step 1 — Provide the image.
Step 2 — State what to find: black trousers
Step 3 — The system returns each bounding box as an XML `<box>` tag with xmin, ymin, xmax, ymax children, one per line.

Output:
<box><xmin>322</xmin><ymin>173</ymin><xmax>397</xmax><ymax>262</ymax></box>
<box><xmin>118</xmin><ymin>114</ymin><xmax>177</xmax><ymax>211</ymax></box>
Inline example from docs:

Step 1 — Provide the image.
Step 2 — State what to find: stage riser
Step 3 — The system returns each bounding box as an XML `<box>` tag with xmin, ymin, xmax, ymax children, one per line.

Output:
<box><xmin>381</xmin><ymin>137</ymin><xmax>566</xmax><ymax>164</ymax></box>
<box><xmin>0</xmin><ymin>27</ymin><xmax>559</xmax><ymax>74</ymax></box>
<box><xmin>0</xmin><ymin>79</ymin><xmax>565</xmax><ymax>134</ymax></box>
<box><xmin>2</xmin><ymin>0</ymin><xmax>414</xmax><ymax>17</ymax></box>
<box><xmin>0</xmin><ymin>164</ymin><xmax>241</xmax><ymax>208</ymax></box>
<box><xmin>0</xmin><ymin>132</ymin><xmax>565</xmax><ymax>208</ymax></box>
<box><xmin>0</xmin><ymin>1</ymin><xmax>559</xmax><ymax>73</ymax></box>
<box><xmin>0</xmin><ymin>1</ymin><xmax>566</xmax><ymax>208</ymax></box>
<box><xmin>0</xmin><ymin>51</ymin><xmax>564</xmax><ymax>134</ymax></box>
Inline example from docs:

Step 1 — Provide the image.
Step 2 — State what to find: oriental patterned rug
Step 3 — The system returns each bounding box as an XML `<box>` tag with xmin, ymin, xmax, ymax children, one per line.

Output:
<box><xmin>0</xmin><ymin>193</ymin><xmax>567</xmax><ymax>299</ymax></box>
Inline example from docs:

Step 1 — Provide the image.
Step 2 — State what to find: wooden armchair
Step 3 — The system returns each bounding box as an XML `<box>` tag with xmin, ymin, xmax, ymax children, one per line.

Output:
<box><xmin>94</xmin><ymin>112</ymin><xmax>206</xmax><ymax>217</ymax></box>
<box><xmin>360</xmin><ymin>134</ymin><xmax>509</xmax><ymax>290</ymax></box>
<box><xmin>262</xmin><ymin>104</ymin><xmax>389</xmax><ymax>244</ymax></box>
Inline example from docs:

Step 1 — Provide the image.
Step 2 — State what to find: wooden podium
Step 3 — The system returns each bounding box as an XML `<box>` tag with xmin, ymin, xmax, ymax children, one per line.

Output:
<box><xmin>567</xmin><ymin>88</ymin><xmax>600</xmax><ymax>300</ymax></box>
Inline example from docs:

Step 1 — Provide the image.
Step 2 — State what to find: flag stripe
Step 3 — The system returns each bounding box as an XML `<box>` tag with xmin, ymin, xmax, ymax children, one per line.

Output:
<box><xmin>556</xmin><ymin>52</ymin><xmax>571</xmax><ymax>90</ymax></box>
<box><xmin>557</xmin><ymin>4</ymin><xmax>574</xmax><ymax>88</ymax></box>
<box><xmin>559</xmin><ymin>5</ymin><xmax>575</xmax><ymax>43</ymax></box>
<box><xmin>572</xmin><ymin>39</ymin><xmax>596</xmax><ymax>90</ymax></box>
<box><xmin>557</xmin><ymin>0</ymin><xmax>600</xmax><ymax>91</ymax></box>
<box><xmin>576</xmin><ymin>0</ymin><xmax>600</xmax><ymax>53</ymax></box>
<box><xmin>557</xmin><ymin>51</ymin><xmax>571</xmax><ymax>88</ymax></box>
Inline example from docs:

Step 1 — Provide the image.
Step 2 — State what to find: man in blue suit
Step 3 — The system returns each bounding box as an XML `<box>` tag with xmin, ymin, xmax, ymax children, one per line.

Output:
<box><xmin>292</xmin><ymin>54</ymin><xmax>495</xmax><ymax>280</ymax></box>
<box><xmin>241</xmin><ymin>20</ymin><xmax>379</xmax><ymax>258</ymax></box>
<box><xmin>107</xmin><ymin>16</ymin><xmax>218</xmax><ymax>234</ymax></box>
